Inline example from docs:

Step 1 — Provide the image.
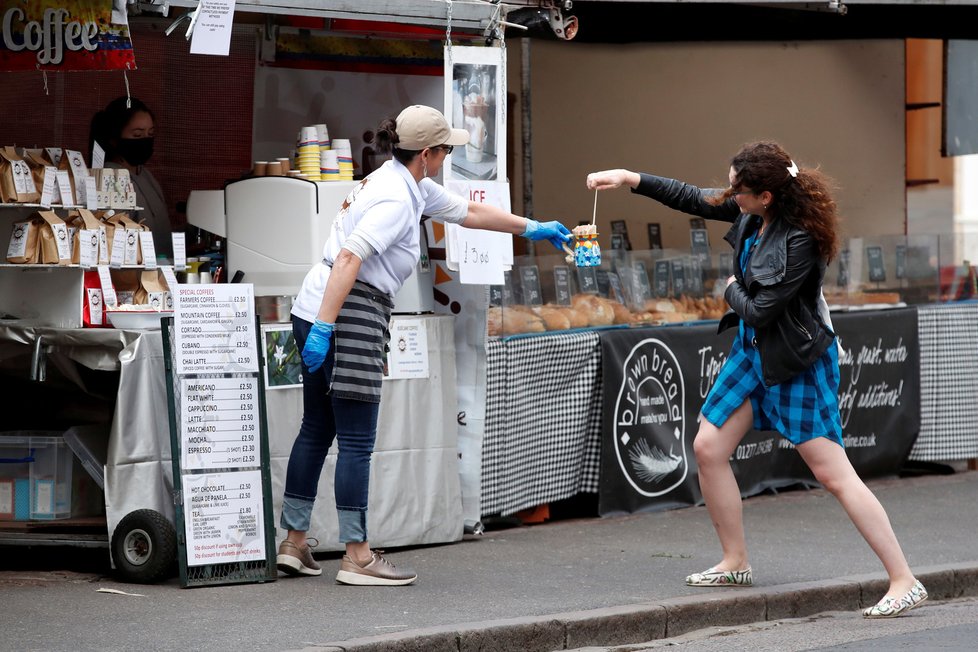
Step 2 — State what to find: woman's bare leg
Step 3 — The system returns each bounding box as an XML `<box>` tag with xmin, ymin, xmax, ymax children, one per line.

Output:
<box><xmin>796</xmin><ymin>437</ymin><xmax>916</xmax><ymax>597</ymax></box>
<box><xmin>694</xmin><ymin>400</ymin><xmax>755</xmax><ymax>570</ymax></box>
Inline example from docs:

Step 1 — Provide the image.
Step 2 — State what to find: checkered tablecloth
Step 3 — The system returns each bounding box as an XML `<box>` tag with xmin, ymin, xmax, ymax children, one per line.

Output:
<box><xmin>909</xmin><ymin>301</ymin><xmax>978</xmax><ymax>461</ymax></box>
<box><xmin>482</xmin><ymin>331</ymin><xmax>603</xmax><ymax>516</ymax></box>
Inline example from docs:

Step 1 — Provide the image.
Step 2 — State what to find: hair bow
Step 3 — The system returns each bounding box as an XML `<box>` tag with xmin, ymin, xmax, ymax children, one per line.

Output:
<box><xmin>786</xmin><ymin>160</ymin><xmax>799</xmax><ymax>178</ymax></box>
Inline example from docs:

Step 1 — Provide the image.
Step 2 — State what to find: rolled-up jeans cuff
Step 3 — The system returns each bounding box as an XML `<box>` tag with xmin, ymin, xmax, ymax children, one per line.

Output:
<box><xmin>338</xmin><ymin>508</ymin><xmax>367</xmax><ymax>543</ymax></box>
<box><xmin>280</xmin><ymin>495</ymin><xmax>315</xmax><ymax>532</ymax></box>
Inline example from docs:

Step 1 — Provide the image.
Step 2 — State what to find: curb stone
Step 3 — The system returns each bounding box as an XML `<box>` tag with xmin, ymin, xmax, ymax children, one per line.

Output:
<box><xmin>295</xmin><ymin>563</ymin><xmax>978</xmax><ymax>652</ymax></box>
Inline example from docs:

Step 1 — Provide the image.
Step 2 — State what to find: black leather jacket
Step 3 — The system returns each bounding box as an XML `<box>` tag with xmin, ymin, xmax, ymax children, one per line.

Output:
<box><xmin>633</xmin><ymin>173</ymin><xmax>835</xmax><ymax>386</ymax></box>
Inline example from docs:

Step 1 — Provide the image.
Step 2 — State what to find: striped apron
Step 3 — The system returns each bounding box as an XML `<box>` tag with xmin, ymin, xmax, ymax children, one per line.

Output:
<box><xmin>331</xmin><ymin>279</ymin><xmax>393</xmax><ymax>403</ymax></box>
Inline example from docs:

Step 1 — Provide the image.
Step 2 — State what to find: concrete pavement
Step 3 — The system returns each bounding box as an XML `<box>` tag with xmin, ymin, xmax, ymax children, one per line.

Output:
<box><xmin>2</xmin><ymin>469</ymin><xmax>977</xmax><ymax>652</ymax></box>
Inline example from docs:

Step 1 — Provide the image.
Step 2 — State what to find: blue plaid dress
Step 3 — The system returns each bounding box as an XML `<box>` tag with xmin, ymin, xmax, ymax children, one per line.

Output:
<box><xmin>701</xmin><ymin>229</ymin><xmax>844</xmax><ymax>446</ymax></box>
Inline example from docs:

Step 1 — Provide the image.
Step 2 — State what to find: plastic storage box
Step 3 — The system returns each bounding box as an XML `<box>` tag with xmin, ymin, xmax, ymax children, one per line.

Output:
<box><xmin>0</xmin><ymin>433</ymin><xmax>73</xmax><ymax>520</ymax></box>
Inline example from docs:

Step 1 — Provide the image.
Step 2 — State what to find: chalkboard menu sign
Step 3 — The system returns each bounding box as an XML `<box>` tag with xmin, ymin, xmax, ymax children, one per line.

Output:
<box><xmin>895</xmin><ymin>245</ymin><xmax>906</xmax><ymax>280</ymax></box>
<box><xmin>653</xmin><ymin>260</ymin><xmax>670</xmax><ymax>297</ymax></box>
<box><xmin>553</xmin><ymin>266</ymin><xmax>572</xmax><ymax>305</ymax></box>
<box><xmin>610</xmin><ymin>233</ymin><xmax>626</xmax><ymax>250</ymax></box>
<box><xmin>577</xmin><ymin>266</ymin><xmax>598</xmax><ymax>294</ymax></box>
<box><xmin>670</xmin><ymin>259</ymin><xmax>686</xmax><ymax>298</ymax></box>
<box><xmin>689</xmin><ymin>217</ymin><xmax>706</xmax><ymax>230</ymax></box>
<box><xmin>519</xmin><ymin>265</ymin><xmax>543</xmax><ymax>305</ymax></box>
<box><xmin>866</xmin><ymin>246</ymin><xmax>886</xmax><ymax>283</ymax></box>
<box><xmin>647</xmin><ymin>223</ymin><xmax>662</xmax><ymax>250</ymax></box>
<box><xmin>489</xmin><ymin>284</ymin><xmax>504</xmax><ymax>306</ymax></box>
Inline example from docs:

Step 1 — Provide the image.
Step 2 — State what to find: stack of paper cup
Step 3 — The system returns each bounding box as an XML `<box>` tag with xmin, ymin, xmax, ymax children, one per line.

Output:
<box><xmin>320</xmin><ymin>149</ymin><xmax>340</xmax><ymax>181</ymax></box>
<box><xmin>295</xmin><ymin>126</ymin><xmax>321</xmax><ymax>180</ymax></box>
<box><xmin>314</xmin><ymin>123</ymin><xmax>331</xmax><ymax>150</ymax></box>
<box><xmin>332</xmin><ymin>139</ymin><xmax>354</xmax><ymax>180</ymax></box>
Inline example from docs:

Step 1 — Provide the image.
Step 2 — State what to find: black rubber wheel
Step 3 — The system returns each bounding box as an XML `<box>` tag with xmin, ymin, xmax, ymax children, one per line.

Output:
<box><xmin>111</xmin><ymin>509</ymin><xmax>177</xmax><ymax>584</ymax></box>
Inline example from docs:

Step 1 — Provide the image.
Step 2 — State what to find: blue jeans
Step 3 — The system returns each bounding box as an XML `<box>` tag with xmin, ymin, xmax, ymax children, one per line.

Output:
<box><xmin>281</xmin><ymin>315</ymin><xmax>380</xmax><ymax>543</ymax></box>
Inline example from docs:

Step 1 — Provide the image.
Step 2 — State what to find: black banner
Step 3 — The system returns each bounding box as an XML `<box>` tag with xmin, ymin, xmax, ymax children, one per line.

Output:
<box><xmin>598</xmin><ymin>308</ymin><xmax>920</xmax><ymax>516</ymax></box>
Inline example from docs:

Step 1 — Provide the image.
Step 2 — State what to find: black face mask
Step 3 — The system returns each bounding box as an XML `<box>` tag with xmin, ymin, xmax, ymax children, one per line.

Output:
<box><xmin>117</xmin><ymin>137</ymin><xmax>154</xmax><ymax>166</ymax></box>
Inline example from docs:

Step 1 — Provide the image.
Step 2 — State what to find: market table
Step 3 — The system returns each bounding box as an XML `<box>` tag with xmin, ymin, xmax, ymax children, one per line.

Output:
<box><xmin>481</xmin><ymin>304</ymin><xmax>973</xmax><ymax>519</ymax></box>
<box><xmin>0</xmin><ymin>314</ymin><xmax>462</xmax><ymax>562</ymax></box>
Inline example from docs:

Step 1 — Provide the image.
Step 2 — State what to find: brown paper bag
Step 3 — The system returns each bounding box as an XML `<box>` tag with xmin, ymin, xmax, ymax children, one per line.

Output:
<box><xmin>5</xmin><ymin>215</ymin><xmax>43</xmax><ymax>263</ymax></box>
<box><xmin>66</xmin><ymin>209</ymin><xmax>103</xmax><ymax>264</ymax></box>
<box><xmin>21</xmin><ymin>149</ymin><xmax>57</xmax><ymax>200</ymax></box>
<box><xmin>58</xmin><ymin>149</ymin><xmax>89</xmax><ymax>206</ymax></box>
<box><xmin>105</xmin><ymin>212</ymin><xmax>147</xmax><ymax>264</ymax></box>
<box><xmin>36</xmin><ymin>211</ymin><xmax>72</xmax><ymax>265</ymax></box>
<box><xmin>135</xmin><ymin>269</ymin><xmax>169</xmax><ymax>309</ymax></box>
<box><xmin>110</xmin><ymin>269</ymin><xmax>140</xmax><ymax>305</ymax></box>
<box><xmin>0</xmin><ymin>146</ymin><xmax>40</xmax><ymax>203</ymax></box>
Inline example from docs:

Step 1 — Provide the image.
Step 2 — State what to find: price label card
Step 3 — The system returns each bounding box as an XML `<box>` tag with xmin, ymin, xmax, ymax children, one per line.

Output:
<box><xmin>97</xmin><ymin>265</ymin><xmax>118</xmax><ymax>307</ymax></box>
<box><xmin>576</xmin><ymin>266</ymin><xmax>598</xmax><ymax>294</ymax></box>
<box><xmin>654</xmin><ymin>260</ymin><xmax>671</xmax><ymax>298</ymax></box>
<box><xmin>52</xmin><ymin>223</ymin><xmax>71</xmax><ymax>261</ymax></box>
<box><xmin>87</xmin><ymin>288</ymin><xmax>103</xmax><ymax>325</ymax></box>
<box><xmin>84</xmin><ymin>176</ymin><xmax>98</xmax><ymax>210</ymax></box>
<box><xmin>55</xmin><ymin>169</ymin><xmax>73</xmax><ymax>205</ymax></box>
<box><xmin>633</xmin><ymin>262</ymin><xmax>653</xmax><ymax>304</ymax></box>
<box><xmin>518</xmin><ymin>265</ymin><xmax>543</xmax><ymax>306</ymax></box>
<box><xmin>174</xmin><ymin>283</ymin><xmax>258</xmax><ymax>374</ymax></box>
<box><xmin>670</xmin><ymin>259</ymin><xmax>686</xmax><ymax>297</ymax></box>
<box><xmin>182</xmin><ymin>469</ymin><xmax>265</xmax><ymax>567</ymax></box>
<box><xmin>647</xmin><ymin>223</ymin><xmax>662</xmax><ymax>250</ymax></box>
<box><xmin>39</xmin><ymin>167</ymin><xmax>56</xmax><ymax>208</ymax></box>
<box><xmin>172</xmin><ymin>232</ymin><xmax>187</xmax><ymax>270</ymax></box>
<box><xmin>690</xmin><ymin>228</ymin><xmax>711</xmax><ymax>263</ymax></box>
<box><xmin>140</xmin><ymin>232</ymin><xmax>158</xmax><ymax>269</ymax></box>
<box><xmin>124</xmin><ymin>228</ymin><xmax>140</xmax><ymax>265</ymax></box>
<box><xmin>110</xmin><ymin>228</ymin><xmax>126</xmax><ymax>268</ymax></box>
<box><xmin>79</xmin><ymin>229</ymin><xmax>98</xmax><ymax>267</ymax></box>
<box><xmin>866</xmin><ymin>245</ymin><xmax>886</xmax><ymax>283</ymax></box>
<box><xmin>160</xmin><ymin>265</ymin><xmax>179</xmax><ymax>292</ymax></box>
<box><xmin>553</xmin><ymin>266</ymin><xmax>572</xmax><ymax>306</ymax></box>
<box><xmin>181</xmin><ymin>377</ymin><xmax>261</xmax><ymax>470</ymax></box>
<box><xmin>459</xmin><ymin>233</ymin><xmax>505</xmax><ymax>285</ymax></box>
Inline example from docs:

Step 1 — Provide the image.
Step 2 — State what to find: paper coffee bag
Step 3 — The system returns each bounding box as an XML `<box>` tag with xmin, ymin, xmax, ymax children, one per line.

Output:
<box><xmin>0</xmin><ymin>146</ymin><xmax>40</xmax><ymax>203</ymax></box>
<box><xmin>6</xmin><ymin>216</ymin><xmax>43</xmax><ymax>264</ymax></box>
<box><xmin>66</xmin><ymin>209</ymin><xmax>103</xmax><ymax>265</ymax></box>
<box><xmin>36</xmin><ymin>211</ymin><xmax>72</xmax><ymax>265</ymax></box>
<box><xmin>135</xmin><ymin>269</ymin><xmax>170</xmax><ymax>309</ymax></box>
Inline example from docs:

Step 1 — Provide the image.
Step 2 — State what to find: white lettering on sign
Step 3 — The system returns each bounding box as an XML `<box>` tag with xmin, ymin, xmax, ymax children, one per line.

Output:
<box><xmin>2</xmin><ymin>8</ymin><xmax>98</xmax><ymax>66</ymax></box>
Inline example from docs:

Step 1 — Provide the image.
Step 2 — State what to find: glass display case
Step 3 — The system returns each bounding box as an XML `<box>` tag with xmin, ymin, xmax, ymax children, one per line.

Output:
<box><xmin>487</xmin><ymin>232</ymin><xmax>976</xmax><ymax>338</ymax></box>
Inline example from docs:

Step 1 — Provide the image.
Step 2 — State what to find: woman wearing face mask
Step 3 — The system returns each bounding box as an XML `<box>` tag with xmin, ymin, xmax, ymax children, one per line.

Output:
<box><xmin>89</xmin><ymin>96</ymin><xmax>171</xmax><ymax>258</ymax></box>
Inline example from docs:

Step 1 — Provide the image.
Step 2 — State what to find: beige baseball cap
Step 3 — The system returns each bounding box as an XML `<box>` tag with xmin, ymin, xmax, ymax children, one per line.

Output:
<box><xmin>396</xmin><ymin>105</ymin><xmax>470</xmax><ymax>151</ymax></box>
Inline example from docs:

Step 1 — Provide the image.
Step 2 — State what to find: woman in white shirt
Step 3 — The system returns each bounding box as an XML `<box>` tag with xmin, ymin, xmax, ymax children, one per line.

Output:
<box><xmin>278</xmin><ymin>105</ymin><xmax>571</xmax><ymax>585</ymax></box>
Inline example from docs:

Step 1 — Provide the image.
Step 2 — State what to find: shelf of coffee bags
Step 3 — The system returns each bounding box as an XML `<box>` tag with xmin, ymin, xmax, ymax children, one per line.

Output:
<box><xmin>0</xmin><ymin>203</ymin><xmax>143</xmax><ymax>210</ymax></box>
<box><xmin>0</xmin><ymin>266</ymin><xmax>172</xmax><ymax>328</ymax></box>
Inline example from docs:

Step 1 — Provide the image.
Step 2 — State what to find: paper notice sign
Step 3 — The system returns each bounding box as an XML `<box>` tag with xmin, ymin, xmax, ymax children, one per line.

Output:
<box><xmin>85</xmin><ymin>176</ymin><xmax>98</xmax><ymax>210</ymax></box>
<box><xmin>79</xmin><ymin>229</ymin><xmax>99</xmax><ymax>267</ymax></box>
<box><xmin>110</xmin><ymin>228</ymin><xmax>126</xmax><ymax>268</ymax></box>
<box><xmin>140</xmin><ymin>232</ymin><xmax>158</xmax><ymax>269</ymax></box>
<box><xmin>172</xmin><ymin>233</ymin><xmax>187</xmax><ymax>271</ymax></box>
<box><xmin>190</xmin><ymin>0</ymin><xmax>237</xmax><ymax>56</ymax></box>
<box><xmin>87</xmin><ymin>287</ymin><xmax>104</xmax><ymax>325</ymax></box>
<box><xmin>40</xmin><ymin>166</ymin><xmax>56</xmax><ymax>207</ymax></box>
<box><xmin>385</xmin><ymin>318</ymin><xmax>430</xmax><ymax>379</ymax></box>
<box><xmin>97</xmin><ymin>265</ymin><xmax>117</xmax><ymax>307</ymax></box>
<box><xmin>124</xmin><ymin>228</ymin><xmax>139</xmax><ymax>265</ymax></box>
<box><xmin>458</xmin><ymin>230</ymin><xmax>508</xmax><ymax>285</ymax></box>
<box><xmin>160</xmin><ymin>265</ymin><xmax>179</xmax><ymax>292</ymax></box>
<box><xmin>55</xmin><ymin>169</ymin><xmax>73</xmax><ymax>205</ymax></box>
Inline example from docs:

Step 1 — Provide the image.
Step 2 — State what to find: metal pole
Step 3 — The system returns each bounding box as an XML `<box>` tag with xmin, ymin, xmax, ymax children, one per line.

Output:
<box><xmin>521</xmin><ymin>39</ymin><xmax>534</xmax><ymax>255</ymax></box>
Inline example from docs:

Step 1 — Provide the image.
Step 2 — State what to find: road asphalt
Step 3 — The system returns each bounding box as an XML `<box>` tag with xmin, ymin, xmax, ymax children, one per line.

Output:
<box><xmin>2</xmin><ymin>468</ymin><xmax>976</xmax><ymax>652</ymax></box>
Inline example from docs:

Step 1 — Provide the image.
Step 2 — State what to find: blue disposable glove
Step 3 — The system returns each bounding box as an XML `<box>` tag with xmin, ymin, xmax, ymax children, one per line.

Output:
<box><xmin>302</xmin><ymin>320</ymin><xmax>335</xmax><ymax>372</ymax></box>
<box><xmin>522</xmin><ymin>219</ymin><xmax>572</xmax><ymax>251</ymax></box>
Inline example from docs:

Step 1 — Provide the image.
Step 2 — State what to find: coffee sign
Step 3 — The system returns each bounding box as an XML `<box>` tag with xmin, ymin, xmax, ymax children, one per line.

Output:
<box><xmin>0</xmin><ymin>1</ymin><xmax>136</xmax><ymax>71</ymax></box>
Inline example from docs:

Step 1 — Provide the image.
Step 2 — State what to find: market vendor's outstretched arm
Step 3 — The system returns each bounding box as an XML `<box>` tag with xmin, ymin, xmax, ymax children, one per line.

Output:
<box><xmin>462</xmin><ymin>201</ymin><xmax>572</xmax><ymax>251</ymax></box>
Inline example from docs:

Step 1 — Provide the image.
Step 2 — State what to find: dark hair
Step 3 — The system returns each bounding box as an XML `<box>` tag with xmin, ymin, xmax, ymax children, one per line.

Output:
<box><xmin>88</xmin><ymin>96</ymin><xmax>155</xmax><ymax>161</ymax></box>
<box><xmin>373</xmin><ymin>117</ymin><xmax>419</xmax><ymax>166</ymax></box>
<box><xmin>712</xmin><ymin>141</ymin><xmax>840</xmax><ymax>262</ymax></box>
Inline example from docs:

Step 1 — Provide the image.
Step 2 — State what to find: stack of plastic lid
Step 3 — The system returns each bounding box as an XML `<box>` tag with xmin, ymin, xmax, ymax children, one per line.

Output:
<box><xmin>295</xmin><ymin>126</ymin><xmax>321</xmax><ymax>180</ymax></box>
<box><xmin>320</xmin><ymin>149</ymin><xmax>340</xmax><ymax>181</ymax></box>
<box><xmin>332</xmin><ymin>139</ymin><xmax>354</xmax><ymax>181</ymax></box>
